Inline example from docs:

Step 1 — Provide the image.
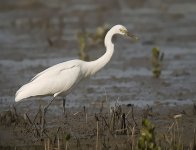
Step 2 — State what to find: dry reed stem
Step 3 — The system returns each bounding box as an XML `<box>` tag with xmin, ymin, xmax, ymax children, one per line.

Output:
<box><xmin>86</xmin><ymin>113</ymin><xmax>88</xmax><ymax>124</ymax></box>
<box><xmin>57</xmin><ymin>136</ymin><xmax>60</xmax><ymax>150</ymax></box>
<box><xmin>65</xmin><ymin>141</ymin><xmax>69</xmax><ymax>150</ymax></box>
<box><xmin>96</xmin><ymin>121</ymin><xmax>99</xmax><ymax>150</ymax></box>
<box><xmin>44</xmin><ymin>139</ymin><xmax>47</xmax><ymax>150</ymax></box>
<box><xmin>131</xmin><ymin>126</ymin><xmax>135</xmax><ymax>150</ymax></box>
<box><xmin>193</xmin><ymin>128</ymin><xmax>196</xmax><ymax>150</ymax></box>
<box><xmin>33</xmin><ymin>105</ymin><xmax>41</xmax><ymax>124</ymax></box>
<box><xmin>47</xmin><ymin>138</ymin><xmax>50</xmax><ymax>150</ymax></box>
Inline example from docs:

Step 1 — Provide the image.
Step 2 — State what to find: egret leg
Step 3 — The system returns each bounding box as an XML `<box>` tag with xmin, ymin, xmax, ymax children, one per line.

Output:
<box><xmin>63</xmin><ymin>97</ymin><xmax>66</xmax><ymax>115</ymax></box>
<box><xmin>44</xmin><ymin>97</ymin><xmax>55</xmax><ymax>112</ymax></box>
<box><xmin>41</xmin><ymin>97</ymin><xmax>55</xmax><ymax>136</ymax></box>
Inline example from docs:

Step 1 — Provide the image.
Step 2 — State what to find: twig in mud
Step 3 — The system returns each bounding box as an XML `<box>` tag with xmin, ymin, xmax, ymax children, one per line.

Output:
<box><xmin>47</xmin><ymin>138</ymin><xmax>50</xmax><ymax>150</ymax></box>
<box><xmin>83</xmin><ymin>106</ymin><xmax>86</xmax><ymax>113</ymax></box>
<box><xmin>23</xmin><ymin>113</ymin><xmax>41</xmax><ymax>137</ymax></box>
<box><xmin>114</xmin><ymin>145</ymin><xmax>119</xmax><ymax>150</ymax></box>
<box><xmin>99</xmin><ymin>99</ymin><xmax>105</xmax><ymax>113</ymax></box>
<box><xmin>173</xmin><ymin>114</ymin><xmax>182</xmax><ymax>119</ymax></box>
<box><xmin>73</xmin><ymin>111</ymin><xmax>81</xmax><ymax>116</ymax></box>
<box><xmin>12</xmin><ymin>105</ymin><xmax>18</xmax><ymax>118</ymax></box>
<box><xmin>102</xmin><ymin>136</ymin><xmax>111</xmax><ymax>150</ymax></box>
<box><xmin>85</xmin><ymin>113</ymin><xmax>88</xmax><ymax>124</ymax></box>
<box><xmin>41</xmin><ymin>107</ymin><xmax>46</xmax><ymax>136</ymax></box>
<box><xmin>142</xmin><ymin>105</ymin><xmax>153</xmax><ymax>118</ymax></box>
<box><xmin>65</xmin><ymin>141</ymin><xmax>68</xmax><ymax>150</ymax></box>
<box><xmin>53</xmin><ymin>127</ymin><xmax>61</xmax><ymax>144</ymax></box>
<box><xmin>104</xmin><ymin>88</ymin><xmax>110</xmax><ymax>112</ymax></box>
<box><xmin>100</xmin><ymin>115</ymin><xmax>114</xmax><ymax>137</ymax></box>
<box><xmin>76</xmin><ymin>137</ymin><xmax>81</xmax><ymax>149</ymax></box>
<box><xmin>24</xmin><ymin>113</ymin><xmax>33</xmax><ymax>125</ymax></box>
<box><xmin>109</xmin><ymin>105</ymin><xmax>123</xmax><ymax>133</ymax></box>
<box><xmin>101</xmin><ymin>115</ymin><xmax>109</xmax><ymax>128</ymax></box>
<box><xmin>130</xmin><ymin>126</ymin><xmax>136</xmax><ymax>150</ymax></box>
<box><xmin>95</xmin><ymin>114</ymin><xmax>99</xmax><ymax>150</ymax></box>
<box><xmin>131</xmin><ymin>105</ymin><xmax>138</xmax><ymax>127</ymax></box>
<box><xmin>57</xmin><ymin>135</ymin><xmax>60</xmax><ymax>150</ymax></box>
<box><xmin>121</xmin><ymin>113</ymin><xmax>126</xmax><ymax>134</ymax></box>
<box><xmin>44</xmin><ymin>139</ymin><xmax>47</xmax><ymax>150</ymax></box>
<box><xmin>96</xmin><ymin>120</ymin><xmax>99</xmax><ymax>150</ymax></box>
<box><xmin>33</xmin><ymin>105</ymin><xmax>42</xmax><ymax>124</ymax></box>
<box><xmin>110</xmin><ymin>107</ymin><xmax>116</xmax><ymax>131</ymax></box>
<box><xmin>115</xmin><ymin>128</ymin><xmax>127</xmax><ymax>133</ymax></box>
<box><xmin>83</xmin><ymin>106</ymin><xmax>88</xmax><ymax>124</ymax></box>
<box><xmin>193</xmin><ymin>128</ymin><xmax>196</xmax><ymax>150</ymax></box>
<box><xmin>43</xmin><ymin>130</ymin><xmax>50</xmax><ymax>139</ymax></box>
<box><xmin>164</xmin><ymin>117</ymin><xmax>184</xmax><ymax>149</ymax></box>
<box><xmin>193</xmin><ymin>103</ymin><xmax>196</xmax><ymax>115</ymax></box>
<box><xmin>63</xmin><ymin>98</ymin><xmax>66</xmax><ymax>115</ymax></box>
<box><xmin>125</xmin><ymin>108</ymin><xmax>132</xmax><ymax>118</ymax></box>
<box><xmin>44</xmin><ymin>138</ymin><xmax>51</xmax><ymax>150</ymax></box>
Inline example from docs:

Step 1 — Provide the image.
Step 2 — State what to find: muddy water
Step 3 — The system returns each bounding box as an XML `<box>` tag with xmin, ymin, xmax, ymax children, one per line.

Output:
<box><xmin>0</xmin><ymin>0</ymin><xmax>196</xmax><ymax>113</ymax></box>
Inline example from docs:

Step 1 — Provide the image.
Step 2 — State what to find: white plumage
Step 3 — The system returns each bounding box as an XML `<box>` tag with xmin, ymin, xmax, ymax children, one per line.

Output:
<box><xmin>15</xmin><ymin>25</ymin><xmax>137</xmax><ymax>102</ymax></box>
<box><xmin>16</xmin><ymin>60</ymin><xmax>82</xmax><ymax>101</ymax></box>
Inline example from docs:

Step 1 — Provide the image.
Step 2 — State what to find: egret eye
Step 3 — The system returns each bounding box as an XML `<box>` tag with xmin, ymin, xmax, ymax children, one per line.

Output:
<box><xmin>119</xmin><ymin>28</ymin><xmax>127</xmax><ymax>34</ymax></box>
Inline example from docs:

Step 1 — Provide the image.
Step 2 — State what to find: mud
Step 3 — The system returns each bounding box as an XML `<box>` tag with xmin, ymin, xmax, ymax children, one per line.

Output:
<box><xmin>0</xmin><ymin>104</ymin><xmax>196</xmax><ymax>149</ymax></box>
<box><xmin>0</xmin><ymin>0</ymin><xmax>196</xmax><ymax>149</ymax></box>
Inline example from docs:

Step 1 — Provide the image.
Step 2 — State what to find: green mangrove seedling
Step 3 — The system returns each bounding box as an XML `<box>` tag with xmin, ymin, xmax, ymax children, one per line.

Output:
<box><xmin>137</xmin><ymin>119</ymin><xmax>161</xmax><ymax>150</ymax></box>
<box><xmin>151</xmin><ymin>47</ymin><xmax>164</xmax><ymax>78</ymax></box>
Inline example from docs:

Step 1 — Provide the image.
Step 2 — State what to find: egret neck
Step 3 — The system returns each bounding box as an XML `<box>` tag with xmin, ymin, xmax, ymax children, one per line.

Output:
<box><xmin>85</xmin><ymin>28</ymin><xmax>115</xmax><ymax>76</ymax></box>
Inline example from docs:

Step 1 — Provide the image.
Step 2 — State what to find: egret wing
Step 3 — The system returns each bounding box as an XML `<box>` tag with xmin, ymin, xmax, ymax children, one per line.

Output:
<box><xmin>26</xmin><ymin>65</ymin><xmax>81</xmax><ymax>96</ymax></box>
<box><xmin>15</xmin><ymin>60</ymin><xmax>83</xmax><ymax>101</ymax></box>
<box><xmin>30</xmin><ymin>60</ymin><xmax>81</xmax><ymax>82</ymax></box>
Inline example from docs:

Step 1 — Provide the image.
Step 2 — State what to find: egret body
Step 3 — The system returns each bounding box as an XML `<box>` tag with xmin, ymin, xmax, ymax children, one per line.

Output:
<box><xmin>15</xmin><ymin>25</ymin><xmax>137</xmax><ymax>103</ymax></box>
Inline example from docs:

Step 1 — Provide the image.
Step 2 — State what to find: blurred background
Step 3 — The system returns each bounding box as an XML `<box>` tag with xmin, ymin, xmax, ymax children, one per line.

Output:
<box><xmin>0</xmin><ymin>0</ymin><xmax>196</xmax><ymax>111</ymax></box>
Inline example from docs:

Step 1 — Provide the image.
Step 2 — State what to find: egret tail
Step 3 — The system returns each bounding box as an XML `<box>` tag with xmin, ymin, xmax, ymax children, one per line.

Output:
<box><xmin>15</xmin><ymin>82</ymin><xmax>50</xmax><ymax>102</ymax></box>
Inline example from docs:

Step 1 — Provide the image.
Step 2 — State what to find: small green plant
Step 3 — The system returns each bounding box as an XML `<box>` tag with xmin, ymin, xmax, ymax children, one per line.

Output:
<box><xmin>151</xmin><ymin>47</ymin><xmax>164</xmax><ymax>78</ymax></box>
<box><xmin>63</xmin><ymin>133</ymin><xmax>71</xmax><ymax>150</ymax></box>
<box><xmin>137</xmin><ymin>119</ymin><xmax>161</xmax><ymax>150</ymax></box>
<box><xmin>77</xmin><ymin>32</ymin><xmax>90</xmax><ymax>61</ymax></box>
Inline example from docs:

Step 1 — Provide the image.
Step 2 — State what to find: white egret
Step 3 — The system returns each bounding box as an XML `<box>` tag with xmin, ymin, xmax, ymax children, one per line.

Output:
<box><xmin>15</xmin><ymin>25</ymin><xmax>138</xmax><ymax>111</ymax></box>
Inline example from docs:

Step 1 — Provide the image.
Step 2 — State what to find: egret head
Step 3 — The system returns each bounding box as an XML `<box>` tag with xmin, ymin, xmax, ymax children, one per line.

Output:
<box><xmin>114</xmin><ymin>25</ymin><xmax>139</xmax><ymax>41</ymax></box>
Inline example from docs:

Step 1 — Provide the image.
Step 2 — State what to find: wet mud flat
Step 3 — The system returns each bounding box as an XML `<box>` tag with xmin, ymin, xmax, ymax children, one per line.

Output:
<box><xmin>0</xmin><ymin>103</ymin><xmax>196</xmax><ymax>149</ymax></box>
<box><xmin>0</xmin><ymin>0</ymin><xmax>196</xmax><ymax>149</ymax></box>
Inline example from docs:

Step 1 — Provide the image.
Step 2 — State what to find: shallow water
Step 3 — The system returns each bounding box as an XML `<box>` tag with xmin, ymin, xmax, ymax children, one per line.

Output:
<box><xmin>0</xmin><ymin>0</ymin><xmax>196</xmax><ymax>112</ymax></box>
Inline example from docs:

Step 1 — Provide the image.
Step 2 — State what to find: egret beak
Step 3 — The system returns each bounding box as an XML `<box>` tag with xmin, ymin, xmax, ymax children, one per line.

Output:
<box><xmin>120</xmin><ymin>28</ymin><xmax>139</xmax><ymax>41</ymax></box>
<box><xmin>126</xmin><ymin>31</ymin><xmax>139</xmax><ymax>41</ymax></box>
